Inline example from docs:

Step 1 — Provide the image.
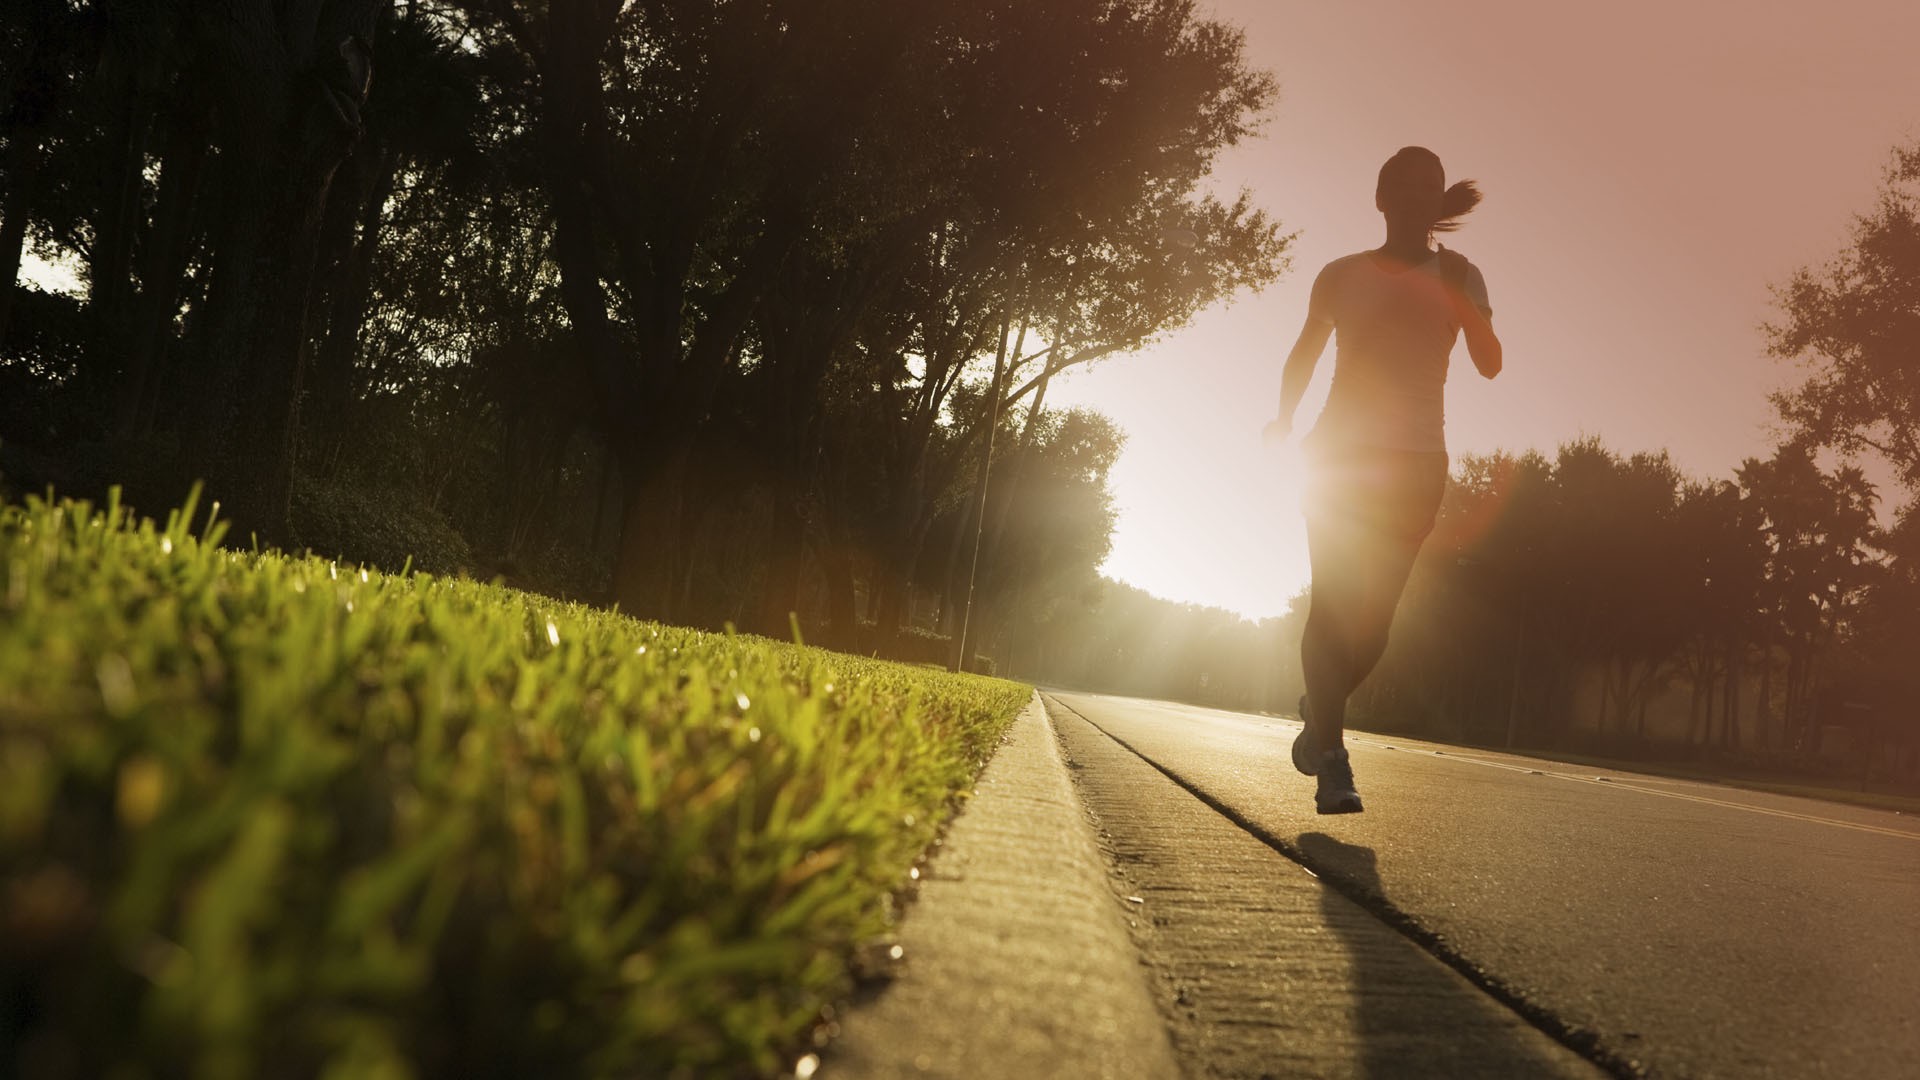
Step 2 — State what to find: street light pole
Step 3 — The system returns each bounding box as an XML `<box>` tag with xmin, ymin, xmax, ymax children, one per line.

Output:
<box><xmin>954</xmin><ymin>311</ymin><xmax>1011</xmax><ymax>674</ymax></box>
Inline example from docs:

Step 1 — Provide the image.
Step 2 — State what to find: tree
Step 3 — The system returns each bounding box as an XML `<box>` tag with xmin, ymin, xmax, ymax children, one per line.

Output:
<box><xmin>1736</xmin><ymin>443</ymin><xmax>1879</xmax><ymax>752</ymax></box>
<box><xmin>0</xmin><ymin>1</ymin><xmax>393</xmax><ymax>542</ymax></box>
<box><xmin>939</xmin><ymin>407</ymin><xmax>1125</xmax><ymax>670</ymax></box>
<box><xmin>181</xmin><ymin>0</ymin><xmax>388</xmax><ymax>538</ymax></box>
<box><xmin>2</xmin><ymin>0</ymin><xmax>1289</xmax><ymax>679</ymax></box>
<box><xmin>0</xmin><ymin>0</ymin><xmax>87</xmax><ymax>351</ymax></box>
<box><xmin>1838</xmin><ymin>502</ymin><xmax>1920</xmax><ymax>772</ymax></box>
<box><xmin>454</xmin><ymin>0</ymin><xmax>1287</xmax><ymax>621</ymax></box>
<box><xmin>1767</xmin><ymin>142</ymin><xmax>1920</xmax><ymax>493</ymax></box>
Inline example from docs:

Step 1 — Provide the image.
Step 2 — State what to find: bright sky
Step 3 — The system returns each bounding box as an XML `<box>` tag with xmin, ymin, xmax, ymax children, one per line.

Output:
<box><xmin>1049</xmin><ymin>0</ymin><xmax>1920</xmax><ymax>620</ymax></box>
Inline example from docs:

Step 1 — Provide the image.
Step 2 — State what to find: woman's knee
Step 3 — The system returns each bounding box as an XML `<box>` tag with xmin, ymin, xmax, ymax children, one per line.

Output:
<box><xmin>1352</xmin><ymin>626</ymin><xmax>1393</xmax><ymax>677</ymax></box>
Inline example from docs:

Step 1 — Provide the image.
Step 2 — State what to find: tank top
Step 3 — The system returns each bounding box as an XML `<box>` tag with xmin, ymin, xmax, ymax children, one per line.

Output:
<box><xmin>1306</xmin><ymin>249</ymin><xmax>1491</xmax><ymax>454</ymax></box>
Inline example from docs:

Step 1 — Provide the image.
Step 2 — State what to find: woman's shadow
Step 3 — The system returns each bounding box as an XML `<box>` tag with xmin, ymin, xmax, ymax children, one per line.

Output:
<box><xmin>1293</xmin><ymin>831</ymin><xmax>1573</xmax><ymax>1079</ymax></box>
<box><xmin>1294</xmin><ymin>831</ymin><xmax>1407</xmax><ymax>1079</ymax></box>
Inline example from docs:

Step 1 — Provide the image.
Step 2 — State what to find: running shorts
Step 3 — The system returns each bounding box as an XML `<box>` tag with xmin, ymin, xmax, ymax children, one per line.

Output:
<box><xmin>1302</xmin><ymin>444</ymin><xmax>1449</xmax><ymax>544</ymax></box>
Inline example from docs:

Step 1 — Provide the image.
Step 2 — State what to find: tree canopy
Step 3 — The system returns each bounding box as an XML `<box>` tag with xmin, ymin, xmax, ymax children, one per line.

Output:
<box><xmin>1767</xmin><ymin>141</ymin><xmax>1920</xmax><ymax>491</ymax></box>
<box><xmin>0</xmin><ymin>0</ymin><xmax>1289</xmax><ymax>656</ymax></box>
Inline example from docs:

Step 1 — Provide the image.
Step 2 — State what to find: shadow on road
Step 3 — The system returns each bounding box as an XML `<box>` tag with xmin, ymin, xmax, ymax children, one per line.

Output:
<box><xmin>1293</xmin><ymin>831</ymin><xmax>1596</xmax><ymax>1079</ymax></box>
<box><xmin>1297</xmin><ymin>831</ymin><xmax>1400</xmax><ymax>1080</ymax></box>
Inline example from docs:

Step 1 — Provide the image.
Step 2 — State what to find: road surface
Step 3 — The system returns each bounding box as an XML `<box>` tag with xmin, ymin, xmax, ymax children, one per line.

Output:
<box><xmin>1047</xmin><ymin>690</ymin><xmax>1920</xmax><ymax>1079</ymax></box>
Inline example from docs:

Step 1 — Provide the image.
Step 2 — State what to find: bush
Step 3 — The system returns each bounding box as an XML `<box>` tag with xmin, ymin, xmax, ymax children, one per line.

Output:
<box><xmin>886</xmin><ymin>626</ymin><xmax>953</xmax><ymax>666</ymax></box>
<box><xmin>0</xmin><ymin>287</ymin><xmax>89</xmax><ymax>443</ymax></box>
<box><xmin>291</xmin><ymin>475</ymin><xmax>474</xmax><ymax>577</ymax></box>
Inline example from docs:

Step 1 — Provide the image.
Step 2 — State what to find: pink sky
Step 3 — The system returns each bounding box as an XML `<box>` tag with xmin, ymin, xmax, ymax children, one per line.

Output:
<box><xmin>1050</xmin><ymin>0</ymin><xmax>1920</xmax><ymax>619</ymax></box>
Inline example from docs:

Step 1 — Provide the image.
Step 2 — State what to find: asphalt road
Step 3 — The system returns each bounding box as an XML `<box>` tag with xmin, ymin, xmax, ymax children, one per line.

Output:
<box><xmin>1047</xmin><ymin>691</ymin><xmax>1920</xmax><ymax>1080</ymax></box>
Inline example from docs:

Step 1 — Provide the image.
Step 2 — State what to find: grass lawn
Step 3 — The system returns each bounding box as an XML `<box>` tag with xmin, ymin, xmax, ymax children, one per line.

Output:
<box><xmin>0</xmin><ymin>488</ymin><xmax>1029</xmax><ymax>1079</ymax></box>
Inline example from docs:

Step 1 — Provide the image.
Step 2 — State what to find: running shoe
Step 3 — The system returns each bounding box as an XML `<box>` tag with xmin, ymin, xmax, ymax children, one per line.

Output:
<box><xmin>1315</xmin><ymin>748</ymin><xmax>1364</xmax><ymax>815</ymax></box>
<box><xmin>1291</xmin><ymin>695</ymin><xmax>1319</xmax><ymax>776</ymax></box>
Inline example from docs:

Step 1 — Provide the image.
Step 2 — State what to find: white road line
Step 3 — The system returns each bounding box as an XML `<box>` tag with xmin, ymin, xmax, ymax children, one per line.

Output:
<box><xmin>1053</xmin><ymin>696</ymin><xmax>1920</xmax><ymax>843</ymax></box>
<box><xmin>1341</xmin><ymin>732</ymin><xmax>1920</xmax><ymax>842</ymax></box>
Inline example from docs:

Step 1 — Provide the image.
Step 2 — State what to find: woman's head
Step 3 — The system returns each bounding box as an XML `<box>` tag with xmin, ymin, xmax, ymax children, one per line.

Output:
<box><xmin>1376</xmin><ymin>146</ymin><xmax>1480</xmax><ymax>235</ymax></box>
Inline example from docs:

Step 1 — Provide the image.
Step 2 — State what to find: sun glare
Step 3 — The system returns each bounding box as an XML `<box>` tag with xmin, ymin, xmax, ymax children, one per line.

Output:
<box><xmin>1256</xmin><ymin>439</ymin><xmax>1315</xmax><ymax>602</ymax></box>
<box><xmin>1097</xmin><ymin>427</ymin><xmax>1316</xmax><ymax>621</ymax></box>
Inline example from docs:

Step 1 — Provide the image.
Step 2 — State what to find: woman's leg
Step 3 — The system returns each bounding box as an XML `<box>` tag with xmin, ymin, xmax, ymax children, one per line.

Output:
<box><xmin>1299</xmin><ymin>449</ymin><xmax>1445</xmax><ymax>752</ymax></box>
<box><xmin>1343</xmin><ymin>530</ymin><xmax>1426</xmax><ymax>686</ymax></box>
<box><xmin>1300</xmin><ymin>511</ymin><xmax>1368</xmax><ymax>754</ymax></box>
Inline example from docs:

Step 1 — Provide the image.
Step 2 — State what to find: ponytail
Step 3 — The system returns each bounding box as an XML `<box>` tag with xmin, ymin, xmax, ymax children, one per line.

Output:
<box><xmin>1432</xmin><ymin>179</ymin><xmax>1481</xmax><ymax>234</ymax></box>
<box><xmin>1378</xmin><ymin>147</ymin><xmax>1483</xmax><ymax>234</ymax></box>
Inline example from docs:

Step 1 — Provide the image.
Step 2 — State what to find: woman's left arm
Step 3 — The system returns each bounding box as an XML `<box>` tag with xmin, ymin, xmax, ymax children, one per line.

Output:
<box><xmin>1442</xmin><ymin>253</ymin><xmax>1502</xmax><ymax>379</ymax></box>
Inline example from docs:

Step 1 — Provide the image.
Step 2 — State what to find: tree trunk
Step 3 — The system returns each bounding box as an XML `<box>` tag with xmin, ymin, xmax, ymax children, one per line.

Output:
<box><xmin>117</xmin><ymin>108</ymin><xmax>211</xmax><ymax>435</ymax></box>
<box><xmin>0</xmin><ymin>135</ymin><xmax>39</xmax><ymax>352</ymax></box>
<box><xmin>0</xmin><ymin>0</ymin><xmax>69</xmax><ymax>353</ymax></box>
<box><xmin>611</xmin><ymin>445</ymin><xmax>691</xmax><ymax>622</ymax></box>
<box><xmin>185</xmin><ymin>2</ymin><xmax>382</xmax><ymax>541</ymax></box>
<box><xmin>589</xmin><ymin>445</ymin><xmax>619</xmax><ymax>563</ymax></box>
<box><xmin>1503</xmin><ymin>611</ymin><xmax>1527</xmax><ymax>748</ymax></box>
<box><xmin>1781</xmin><ymin>630</ymin><xmax>1812</xmax><ymax>757</ymax></box>
<box><xmin>820</xmin><ymin>537</ymin><xmax>860</xmax><ymax>649</ymax></box>
<box><xmin>937</xmin><ymin>500</ymin><xmax>974</xmax><ymax>636</ymax></box>
<box><xmin>753</xmin><ymin>314</ymin><xmax>853</xmax><ymax>640</ymax></box>
<box><xmin>89</xmin><ymin>47</ymin><xmax>156</xmax><ymax>382</ymax></box>
<box><xmin>1758</xmin><ymin>625</ymin><xmax>1774</xmax><ymax>752</ymax></box>
<box><xmin>1612</xmin><ymin>662</ymin><xmax>1632</xmax><ymax>736</ymax></box>
<box><xmin>1705</xmin><ymin>654</ymin><xmax>1718</xmax><ymax>748</ymax></box>
<box><xmin>1785</xmin><ymin>637</ymin><xmax>1802</xmax><ymax>750</ymax></box>
<box><xmin>757</xmin><ymin>486</ymin><xmax>809</xmax><ymax>639</ymax></box>
<box><xmin>1699</xmin><ymin>651</ymin><xmax>1719</xmax><ymax>750</ymax></box>
<box><xmin>1596</xmin><ymin>664</ymin><xmax>1612</xmax><ymax>739</ymax></box>
<box><xmin>1722</xmin><ymin>639</ymin><xmax>1740</xmax><ymax>751</ymax></box>
<box><xmin>308</xmin><ymin>143</ymin><xmax>398</xmax><ymax>447</ymax></box>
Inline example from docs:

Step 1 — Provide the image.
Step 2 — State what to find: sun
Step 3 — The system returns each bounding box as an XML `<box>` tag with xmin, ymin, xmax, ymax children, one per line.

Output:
<box><xmin>1110</xmin><ymin>431</ymin><xmax>1317</xmax><ymax>619</ymax></box>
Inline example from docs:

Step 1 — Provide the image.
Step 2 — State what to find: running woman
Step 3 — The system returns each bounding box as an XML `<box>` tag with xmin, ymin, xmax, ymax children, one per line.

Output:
<box><xmin>1263</xmin><ymin>146</ymin><xmax>1503</xmax><ymax>814</ymax></box>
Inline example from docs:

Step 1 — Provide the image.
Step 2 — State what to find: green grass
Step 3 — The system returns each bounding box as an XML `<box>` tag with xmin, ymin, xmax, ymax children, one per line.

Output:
<box><xmin>0</xmin><ymin>488</ymin><xmax>1029</xmax><ymax>1079</ymax></box>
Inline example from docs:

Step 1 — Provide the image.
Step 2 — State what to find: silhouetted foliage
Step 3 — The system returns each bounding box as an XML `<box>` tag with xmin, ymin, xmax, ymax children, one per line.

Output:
<box><xmin>0</xmin><ymin>0</ymin><xmax>1287</xmax><ymax>662</ymax></box>
<box><xmin>1337</xmin><ymin>439</ymin><xmax>1899</xmax><ymax>763</ymax></box>
<box><xmin>1011</xmin><ymin>434</ymin><xmax>1916</xmax><ymax>790</ymax></box>
<box><xmin>1768</xmin><ymin>141</ymin><xmax>1920</xmax><ymax>489</ymax></box>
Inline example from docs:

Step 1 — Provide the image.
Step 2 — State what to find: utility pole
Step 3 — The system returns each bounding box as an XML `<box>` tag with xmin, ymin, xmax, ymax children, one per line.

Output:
<box><xmin>954</xmin><ymin>312</ymin><xmax>1010</xmax><ymax>673</ymax></box>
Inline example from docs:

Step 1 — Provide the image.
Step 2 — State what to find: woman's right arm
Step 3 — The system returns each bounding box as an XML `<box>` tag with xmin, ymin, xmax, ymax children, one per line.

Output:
<box><xmin>1276</xmin><ymin>318</ymin><xmax>1333</xmax><ymax>426</ymax></box>
<box><xmin>1267</xmin><ymin>267</ymin><xmax>1336</xmax><ymax>442</ymax></box>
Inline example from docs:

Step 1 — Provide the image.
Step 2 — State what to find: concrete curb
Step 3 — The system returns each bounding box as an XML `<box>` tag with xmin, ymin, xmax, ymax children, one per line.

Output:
<box><xmin>823</xmin><ymin>691</ymin><xmax>1179</xmax><ymax>1079</ymax></box>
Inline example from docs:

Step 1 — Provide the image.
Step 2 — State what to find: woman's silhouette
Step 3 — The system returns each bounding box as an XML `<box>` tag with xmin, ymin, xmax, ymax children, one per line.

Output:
<box><xmin>1264</xmin><ymin>146</ymin><xmax>1502</xmax><ymax>813</ymax></box>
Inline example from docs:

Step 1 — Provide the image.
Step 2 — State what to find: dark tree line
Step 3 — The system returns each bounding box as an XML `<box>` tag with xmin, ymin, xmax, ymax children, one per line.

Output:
<box><xmin>1019</xmin><ymin>436</ymin><xmax>1916</xmax><ymax>783</ymax></box>
<box><xmin>1372</xmin><ymin>439</ymin><xmax>1906</xmax><ymax>762</ymax></box>
<box><xmin>0</xmin><ymin>0</ymin><xmax>1289</xmax><ymax>664</ymax></box>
